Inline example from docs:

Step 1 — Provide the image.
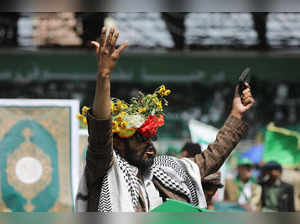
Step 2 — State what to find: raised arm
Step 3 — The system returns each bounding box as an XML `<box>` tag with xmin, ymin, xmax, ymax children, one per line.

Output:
<box><xmin>91</xmin><ymin>27</ymin><xmax>128</xmax><ymax>119</ymax></box>
<box><xmin>85</xmin><ymin>27</ymin><xmax>128</xmax><ymax>209</ymax></box>
<box><xmin>192</xmin><ymin>83</ymin><xmax>255</xmax><ymax>177</ymax></box>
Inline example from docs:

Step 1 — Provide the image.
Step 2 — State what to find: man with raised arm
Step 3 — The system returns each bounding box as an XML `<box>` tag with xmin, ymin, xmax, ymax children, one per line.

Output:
<box><xmin>76</xmin><ymin>27</ymin><xmax>255</xmax><ymax>212</ymax></box>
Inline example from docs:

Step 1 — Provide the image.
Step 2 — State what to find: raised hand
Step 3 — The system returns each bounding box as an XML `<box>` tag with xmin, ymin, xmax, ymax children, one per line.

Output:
<box><xmin>231</xmin><ymin>82</ymin><xmax>255</xmax><ymax>119</ymax></box>
<box><xmin>91</xmin><ymin>27</ymin><xmax>128</xmax><ymax>78</ymax></box>
<box><xmin>91</xmin><ymin>27</ymin><xmax>128</xmax><ymax>120</ymax></box>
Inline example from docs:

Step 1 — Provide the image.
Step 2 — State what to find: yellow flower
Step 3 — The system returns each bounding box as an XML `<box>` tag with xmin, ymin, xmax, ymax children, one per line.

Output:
<box><xmin>158</xmin><ymin>85</ymin><xmax>166</xmax><ymax>95</ymax></box>
<box><xmin>81</xmin><ymin>106</ymin><xmax>90</xmax><ymax>115</ymax></box>
<box><xmin>112</xmin><ymin>121</ymin><xmax>118</xmax><ymax>128</ymax></box>
<box><xmin>117</xmin><ymin>100</ymin><xmax>122</xmax><ymax>107</ymax></box>
<box><xmin>112</xmin><ymin>126</ymin><xmax>120</xmax><ymax>133</ymax></box>
<box><xmin>153</xmin><ymin>93</ymin><xmax>158</xmax><ymax>97</ymax></box>
<box><xmin>121</xmin><ymin>104</ymin><xmax>128</xmax><ymax>109</ymax></box>
<box><xmin>76</xmin><ymin>113</ymin><xmax>84</xmax><ymax>121</ymax></box>
<box><xmin>120</xmin><ymin>121</ymin><xmax>128</xmax><ymax>128</ymax></box>
<box><xmin>153</xmin><ymin>97</ymin><xmax>159</xmax><ymax>105</ymax></box>
<box><xmin>110</xmin><ymin>102</ymin><xmax>114</xmax><ymax>111</ymax></box>
<box><xmin>139</xmin><ymin>107</ymin><xmax>147</xmax><ymax>113</ymax></box>
<box><xmin>120</xmin><ymin>111</ymin><xmax>128</xmax><ymax>117</ymax></box>
<box><xmin>158</xmin><ymin>101</ymin><xmax>162</xmax><ymax>110</ymax></box>
<box><xmin>118</xmin><ymin>128</ymin><xmax>136</xmax><ymax>138</ymax></box>
<box><xmin>77</xmin><ymin>113</ymin><xmax>88</xmax><ymax>126</ymax></box>
<box><xmin>163</xmin><ymin>89</ymin><xmax>171</xmax><ymax>96</ymax></box>
<box><xmin>116</xmin><ymin>114</ymin><xmax>123</xmax><ymax>121</ymax></box>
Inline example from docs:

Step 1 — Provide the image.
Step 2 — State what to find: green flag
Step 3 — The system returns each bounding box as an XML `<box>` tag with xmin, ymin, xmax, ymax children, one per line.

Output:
<box><xmin>264</xmin><ymin>122</ymin><xmax>300</xmax><ymax>167</ymax></box>
<box><xmin>188</xmin><ymin>119</ymin><xmax>218</xmax><ymax>150</ymax></box>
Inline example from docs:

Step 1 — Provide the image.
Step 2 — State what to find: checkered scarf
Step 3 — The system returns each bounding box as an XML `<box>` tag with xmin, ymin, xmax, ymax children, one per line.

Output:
<box><xmin>76</xmin><ymin>153</ymin><xmax>206</xmax><ymax>212</ymax></box>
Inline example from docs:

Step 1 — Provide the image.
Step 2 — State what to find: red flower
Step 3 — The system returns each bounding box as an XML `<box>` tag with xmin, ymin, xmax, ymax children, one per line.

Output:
<box><xmin>157</xmin><ymin>114</ymin><xmax>164</xmax><ymax>127</ymax></box>
<box><xmin>137</xmin><ymin>114</ymin><xmax>164</xmax><ymax>138</ymax></box>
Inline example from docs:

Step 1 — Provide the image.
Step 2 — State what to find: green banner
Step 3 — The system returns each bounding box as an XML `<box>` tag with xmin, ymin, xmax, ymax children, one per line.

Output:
<box><xmin>264</xmin><ymin>122</ymin><xmax>300</xmax><ymax>167</ymax></box>
<box><xmin>1</xmin><ymin>50</ymin><xmax>300</xmax><ymax>83</ymax></box>
<box><xmin>0</xmin><ymin>100</ymin><xmax>78</xmax><ymax>212</ymax></box>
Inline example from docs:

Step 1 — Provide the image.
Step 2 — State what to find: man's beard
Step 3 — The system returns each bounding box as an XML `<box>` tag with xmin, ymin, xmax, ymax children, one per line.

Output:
<box><xmin>125</xmin><ymin>142</ymin><xmax>155</xmax><ymax>173</ymax></box>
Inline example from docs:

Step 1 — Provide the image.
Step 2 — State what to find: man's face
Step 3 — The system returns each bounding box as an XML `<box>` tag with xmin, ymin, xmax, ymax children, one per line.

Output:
<box><xmin>264</xmin><ymin>169</ymin><xmax>281</xmax><ymax>183</ymax></box>
<box><xmin>124</xmin><ymin>133</ymin><xmax>157</xmax><ymax>171</ymax></box>
<box><xmin>238</xmin><ymin>165</ymin><xmax>252</xmax><ymax>182</ymax></box>
<box><xmin>270</xmin><ymin>169</ymin><xmax>281</xmax><ymax>179</ymax></box>
<box><xmin>261</xmin><ymin>169</ymin><xmax>281</xmax><ymax>184</ymax></box>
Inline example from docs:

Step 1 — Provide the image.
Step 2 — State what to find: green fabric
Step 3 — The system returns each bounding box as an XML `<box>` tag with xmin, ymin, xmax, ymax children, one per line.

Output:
<box><xmin>234</xmin><ymin>177</ymin><xmax>248</xmax><ymax>202</ymax></box>
<box><xmin>234</xmin><ymin>176</ymin><xmax>256</xmax><ymax>203</ymax></box>
<box><xmin>213</xmin><ymin>202</ymin><xmax>247</xmax><ymax>212</ymax></box>
<box><xmin>151</xmin><ymin>199</ymin><xmax>207</xmax><ymax>212</ymax></box>
<box><xmin>264</xmin><ymin>180</ymin><xmax>281</xmax><ymax>211</ymax></box>
<box><xmin>237</xmin><ymin>158</ymin><xmax>252</xmax><ymax>166</ymax></box>
<box><xmin>264</xmin><ymin>123</ymin><xmax>300</xmax><ymax>166</ymax></box>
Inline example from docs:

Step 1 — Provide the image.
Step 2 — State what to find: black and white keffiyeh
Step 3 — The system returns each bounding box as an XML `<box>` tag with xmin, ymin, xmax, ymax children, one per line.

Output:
<box><xmin>76</xmin><ymin>152</ymin><xmax>206</xmax><ymax>212</ymax></box>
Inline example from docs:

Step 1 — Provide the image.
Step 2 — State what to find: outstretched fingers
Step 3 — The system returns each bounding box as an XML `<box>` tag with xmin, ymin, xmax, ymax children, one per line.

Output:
<box><xmin>110</xmin><ymin>32</ymin><xmax>119</xmax><ymax>53</ymax></box>
<box><xmin>91</xmin><ymin>41</ymin><xmax>100</xmax><ymax>59</ymax></box>
<box><xmin>99</xmin><ymin>27</ymin><xmax>106</xmax><ymax>47</ymax></box>
<box><xmin>105</xmin><ymin>27</ymin><xmax>115</xmax><ymax>52</ymax></box>
<box><xmin>113</xmin><ymin>41</ymin><xmax>129</xmax><ymax>58</ymax></box>
<box><xmin>91</xmin><ymin>41</ymin><xmax>100</xmax><ymax>49</ymax></box>
<box><xmin>91</xmin><ymin>27</ymin><xmax>107</xmax><ymax>59</ymax></box>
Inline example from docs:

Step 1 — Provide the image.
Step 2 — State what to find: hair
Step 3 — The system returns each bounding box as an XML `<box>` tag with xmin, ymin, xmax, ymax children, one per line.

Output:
<box><xmin>181</xmin><ymin>142</ymin><xmax>202</xmax><ymax>157</ymax></box>
<box><xmin>262</xmin><ymin>161</ymin><xmax>282</xmax><ymax>173</ymax></box>
<box><xmin>113</xmin><ymin>133</ymin><xmax>127</xmax><ymax>153</ymax></box>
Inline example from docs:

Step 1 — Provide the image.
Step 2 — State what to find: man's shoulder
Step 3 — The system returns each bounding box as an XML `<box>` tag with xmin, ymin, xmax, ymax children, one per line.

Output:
<box><xmin>153</xmin><ymin>155</ymin><xmax>202</xmax><ymax>182</ymax></box>
<box><xmin>280</xmin><ymin>181</ymin><xmax>294</xmax><ymax>191</ymax></box>
<box><xmin>251</xmin><ymin>181</ymin><xmax>262</xmax><ymax>192</ymax></box>
<box><xmin>154</xmin><ymin>155</ymin><xmax>181</xmax><ymax>167</ymax></box>
<box><xmin>225</xmin><ymin>178</ymin><xmax>236</xmax><ymax>188</ymax></box>
<box><xmin>153</xmin><ymin>155</ymin><xmax>193</xmax><ymax>175</ymax></box>
<box><xmin>154</xmin><ymin>155</ymin><xmax>197</xmax><ymax>167</ymax></box>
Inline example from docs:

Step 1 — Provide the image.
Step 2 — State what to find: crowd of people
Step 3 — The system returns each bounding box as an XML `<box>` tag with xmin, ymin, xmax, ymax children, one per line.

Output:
<box><xmin>179</xmin><ymin>143</ymin><xmax>296</xmax><ymax>212</ymax></box>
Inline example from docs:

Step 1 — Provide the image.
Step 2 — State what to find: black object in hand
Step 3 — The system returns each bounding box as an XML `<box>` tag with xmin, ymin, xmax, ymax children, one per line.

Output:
<box><xmin>238</xmin><ymin>67</ymin><xmax>251</xmax><ymax>96</ymax></box>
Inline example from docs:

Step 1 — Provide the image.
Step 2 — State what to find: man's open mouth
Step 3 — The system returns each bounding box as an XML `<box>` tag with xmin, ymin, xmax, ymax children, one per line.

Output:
<box><xmin>145</xmin><ymin>151</ymin><xmax>154</xmax><ymax>155</ymax></box>
<box><xmin>144</xmin><ymin>146</ymin><xmax>155</xmax><ymax>155</ymax></box>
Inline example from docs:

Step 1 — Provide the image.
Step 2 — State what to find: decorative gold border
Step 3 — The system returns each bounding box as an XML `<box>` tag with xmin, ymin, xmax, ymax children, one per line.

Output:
<box><xmin>0</xmin><ymin>107</ymin><xmax>73</xmax><ymax>211</ymax></box>
<box><xmin>6</xmin><ymin>128</ymin><xmax>53</xmax><ymax>211</ymax></box>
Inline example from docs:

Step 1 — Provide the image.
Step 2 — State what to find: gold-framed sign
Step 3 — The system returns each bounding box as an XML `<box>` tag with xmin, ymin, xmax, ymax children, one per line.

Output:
<box><xmin>0</xmin><ymin>99</ymin><xmax>79</xmax><ymax>212</ymax></box>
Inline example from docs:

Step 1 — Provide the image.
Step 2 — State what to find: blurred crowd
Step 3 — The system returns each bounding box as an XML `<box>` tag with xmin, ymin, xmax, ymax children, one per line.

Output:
<box><xmin>178</xmin><ymin>142</ymin><xmax>297</xmax><ymax>212</ymax></box>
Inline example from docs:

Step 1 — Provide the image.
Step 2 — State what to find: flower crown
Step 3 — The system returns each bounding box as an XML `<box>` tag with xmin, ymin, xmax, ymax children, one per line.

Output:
<box><xmin>77</xmin><ymin>85</ymin><xmax>171</xmax><ymax>138</ymax></box>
